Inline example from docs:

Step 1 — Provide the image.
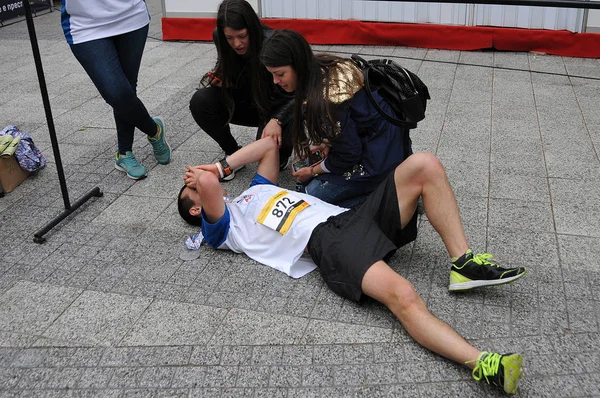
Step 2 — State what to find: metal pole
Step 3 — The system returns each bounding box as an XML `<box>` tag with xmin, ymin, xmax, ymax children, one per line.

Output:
<box><xmin>23</xmin><ymin>0</ymin><xmax>103</xmax><ymax>243</ymax></box>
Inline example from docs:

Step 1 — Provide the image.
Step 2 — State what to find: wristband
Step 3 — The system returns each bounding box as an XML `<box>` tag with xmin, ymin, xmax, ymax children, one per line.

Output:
<box><xmin>215</xmin><ymin>162</ymin><xmax>224</xmax><ymax>179</ymax></box>
<box><xmin>311</xmin><ymin>166</ymin><xmax>318</xmax><ymax>177</ymax></box>
<box><xmin>219</xmin><ymin>158</ymin><xmax>233</xmax><ymax>178</ymax></box>
<box><xmin>271</xmin><ymin>118</ymin><xmax>281</xmax><ymax>126</ymax></box>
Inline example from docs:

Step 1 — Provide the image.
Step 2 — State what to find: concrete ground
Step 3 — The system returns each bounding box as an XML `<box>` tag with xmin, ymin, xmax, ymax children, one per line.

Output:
<box><xmin>1</xmin><ymin>1</ymin><xmax>600</xmax><ymax>397</ymax></box>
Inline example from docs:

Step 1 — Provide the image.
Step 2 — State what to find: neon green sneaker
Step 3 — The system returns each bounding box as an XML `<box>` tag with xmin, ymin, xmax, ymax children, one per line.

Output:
<box><xmin>0</xmin><ymin>135</ymin><xmax>13</xmax><ymax>154</ymax></box>
<box><xmin>115</xmin><ymin>151</ymin><xmax>147</xmax><ymax>180</ymax></box>
<box><xmin>449</xmin><ymin>249</ymin><xmax>526</xmax><ymax>291</ymax></box>
<box><xmin>148</xmin><ymin>117</ymin><xmax>171</xmax><ymax>164</ymax></box>
<box><xmin>471</xmin><ymin>351</ymin><xmax>524</xmax><ymax>394</ymax></box>
<box><xmin>1</xmin><ymin>136</ymin><xmax>20</xmax><ymax>158</ymax></box>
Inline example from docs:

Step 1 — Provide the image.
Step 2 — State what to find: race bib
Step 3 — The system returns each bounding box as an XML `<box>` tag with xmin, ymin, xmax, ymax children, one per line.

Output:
<box><xmin>256</xmin><ymin>190</ymin><xmax>310</xmax><ymax>234</ymax></box>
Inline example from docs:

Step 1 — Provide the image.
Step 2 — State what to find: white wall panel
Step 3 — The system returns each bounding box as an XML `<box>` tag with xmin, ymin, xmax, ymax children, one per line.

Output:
<box><xmin>589</xmin><ymin>0</ymin><xmax>600</xmax><ymax>32</ymax></box>
<box><xmin>163</xmin><ymin>0</ymin><xmax>584</xmax><ymax>33</ymax></box>
<box><xmin>163</xmin><ymin>0</ymin><xmax>258</xmax><ymax>16</ymax></box>
<box><xmin>474</xmin><ymin>4</ymin><xmax>583</xmax><ymax>32</ymax></box>
<box><xmin>262</xmin><ymin>0</ymin><xmax>469</xmax><ymax>26</ymax></box>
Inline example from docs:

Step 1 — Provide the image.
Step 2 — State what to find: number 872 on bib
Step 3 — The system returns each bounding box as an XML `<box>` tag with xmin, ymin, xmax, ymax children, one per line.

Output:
<box><xmin>256</xmin><ymin>191</ymin><xmax>310</xmax><ymax>234</ymax></box>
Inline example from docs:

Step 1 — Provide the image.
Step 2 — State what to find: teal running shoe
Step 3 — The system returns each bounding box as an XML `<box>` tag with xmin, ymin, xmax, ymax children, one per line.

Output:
<box><xmin>149</xmin><ymin>117</ymin><xmax>171</xmax><ymax>164</ymax></box>
<box><xmin>115</xmin><ymin>151</ymin><xmax>147</xmax><ymax>180</ymax></box>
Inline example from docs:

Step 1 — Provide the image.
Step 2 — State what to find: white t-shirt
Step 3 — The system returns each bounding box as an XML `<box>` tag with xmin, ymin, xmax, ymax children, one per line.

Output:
<box><xmin>61</xmin><ymin>0</ymin><xmax>150</xmax><ymax>45</ymax></box>
<box><xmin>202</xmin><ymin>183</ymin><xmax>347</xmax><ymax>278</ymax></box>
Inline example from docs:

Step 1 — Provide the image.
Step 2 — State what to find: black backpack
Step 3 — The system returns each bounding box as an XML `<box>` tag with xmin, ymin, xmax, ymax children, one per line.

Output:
<box><xmin>351</xmin><ymin>54</ymin><xmax>430</xmax><ymax>129</ymax></box>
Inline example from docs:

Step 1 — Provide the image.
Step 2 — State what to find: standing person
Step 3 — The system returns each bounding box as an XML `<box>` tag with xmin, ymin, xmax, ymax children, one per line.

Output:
<box><xmin>177</xmin><ymin>138</ymin><xmax>526</xmax><ymax>395</ymax></box>
<box><xmin>189</xmin><ymin>0</ymin><xmax>293</xmax><ymax>180</ymax></box>
<box><xmin>261</xmin><ymin>29</ymin><xmax>412</xmax><ymax>208</ymax></box>
<box><xmin>61</xmin><ymin>0</ymin><xmax>171</xmax><ymax>180</ymax></box>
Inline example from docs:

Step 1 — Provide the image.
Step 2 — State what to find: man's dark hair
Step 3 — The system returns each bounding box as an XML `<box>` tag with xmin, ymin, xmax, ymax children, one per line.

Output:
<box><xmin>177</xmin><ymin>185</ymin><xmax>203</xmax><ymax>227</ymax></box>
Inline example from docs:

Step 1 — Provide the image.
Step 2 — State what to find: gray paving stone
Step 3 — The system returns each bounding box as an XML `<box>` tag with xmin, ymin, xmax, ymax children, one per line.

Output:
<box><xmin>220</xmin><ymin>346</ymin><xmax>252</xmax><ymax>366</ymax></box>
<box><xmin>221</xmin><ymin>388</ymin><xmax>254</xmax><ymax>398</ymax></box>
<box><xmin>245</xmin><ymin>388</ymin><xmax>287</xmax><ymax>398</ymax></box>
<box><xmin>189</xmin><ymin>388</ymin><xmax>223</xmax><ymax>398</ymax></box>
<box><xmin>281</xmin><ymin>346</ymin><xmax>313</xmax><ymax>366</ymax></box>
<box><xmin>139</xmin><ymin>366</ymin><xmax>176</xmax><ymax>388</ymax></box>
<box><xmin>108</xmin><ymin>367</ymin><xmax>146</xmax><ymax>388</ymax></box>
<box><xmin>300</xmin><ymin>320</ymin><xmax>392</xmax><ymax>345</ymax></box>
<box><xmin>487</xmin><ymin>227</ymin><xmax>559</xmax><ymax>267</ymax></box>
<box><xmin>332</xmin><ymin>364</ymin><xmax>365</xmax><ymax>386</ymax></box>
<box><xmin>235</xmin><ymin>366</ymin><xmax>271</xmax><ymax>388</ymax></box>
<box><xmin>91</xmin><ymin>194</ymin><xmax>172</xmax><ymax>228</ymax></box>
<box><xmin>309</xmin><ymin>347</ymin><xmax>344</xmax><ymax>369</ymax></box>
<box><xmin>343</xmin><ymin>344</ymin><xmax>374</xmax><ymax>364</ymax></box>
<box><xmin>76</xmin><ymin>367</ymin><xmax>114</xmax><ymax>388</ymax></box>
<box><xmin>40</xmin><ymin>290</ymin><xmax>151</xmax><ymax>346</ymax></box>
<box><xmin>203</xmin><ymin>365</ymin><xmax>238</xmax><ymax>388</ymax></box>
<box><xmin>210</xmin><ymin>309</ymin><xmax>308</xmax><ymax>346</ymax></box>
<box><xmin>171</xmin><ymin>366</ymin><xmax>207</xmax><ymax>388</ymax></box>
<box><xmin>269</xmin><ymin>366</ymin><xmax>302</xmax><ymax>388</ymax></box>
<box><xmin>121</xmin><ymin>300</ymin><xmax>227</xmax><ymax>346</ymax></box>
<box><xmin>0</xmin><ymin>281</ymin><xmax>82</xmax><ymax>336</ymax></box>
<box><xmin>549</xmin><ymin>178</ymin><xmax>600</xmax><ymax>237</ymax></box>
<box><xmin>1</xmin><ymin>3</ymin><xmax>599</xmax><ymax>397</ymax></box>
<box><xmin>188</xmin><ymin>346</ymin><xmax>222</xmax><ymax>366</ymax></box>
<box><xmin>300</xmin><ymin>365</ymin><xmax>333</xmax><ymax>388</ymax></box>
<box><xmin>0</xmin><ymin>367</ymin><xmax>23</xmax><ymax>389</ymax></box>
<box><xmin>488</xmin><ymin>198</ymin><xmax>555</xmax><ymax>233</ymax></box>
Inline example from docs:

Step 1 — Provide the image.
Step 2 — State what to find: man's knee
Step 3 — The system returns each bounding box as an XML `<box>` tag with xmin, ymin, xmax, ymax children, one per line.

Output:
<box><xmin>388</xmin><ymin>281</ymin><xmax>425</xmax><ymax>315</ymax></box>
<box><xmin>396</xmin><ymin>152</ymin><xmax>445</xmax><ymax>182</ymax></box>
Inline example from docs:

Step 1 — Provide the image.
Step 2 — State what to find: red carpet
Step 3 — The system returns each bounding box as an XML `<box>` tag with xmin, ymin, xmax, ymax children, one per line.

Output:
<box><xmin>163</xmin><ymin>17</ymin><xmax>600</xmax><ymax>58</ymax></box>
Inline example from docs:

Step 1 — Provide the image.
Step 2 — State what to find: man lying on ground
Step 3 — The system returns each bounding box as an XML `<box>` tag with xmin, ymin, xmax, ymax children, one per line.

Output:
<box><xmin>177</xmin><ymin>137</ymin><xmax>526</xmax><ymax>394</ymax></box>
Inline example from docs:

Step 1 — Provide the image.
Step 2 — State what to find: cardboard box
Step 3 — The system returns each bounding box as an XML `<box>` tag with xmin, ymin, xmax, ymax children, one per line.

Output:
<box><xmin>0</xmin><ymin>155</ymin><xmax>30</xmax><ymax>193</ymax></box>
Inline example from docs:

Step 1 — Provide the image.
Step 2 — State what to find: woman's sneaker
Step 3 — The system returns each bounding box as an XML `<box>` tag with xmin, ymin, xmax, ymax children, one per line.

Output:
<box><xmin>449</xmin><ymin>249</ymin><xmax>526</xmax><ymax>291</ymax></box>
<box><xmin>115</xmin><ymin>151</ymin><xmax>147</xmax><ymax>180</ymax></box>
<box><xmin>149</xmin><ymin>117</ymin><xmax>171</xmax><ymax>164</ymax></box>
<box><xmin>471</xmin><ymin>351</ymin><xmax>524</xmax><ymax>394</ymax></box>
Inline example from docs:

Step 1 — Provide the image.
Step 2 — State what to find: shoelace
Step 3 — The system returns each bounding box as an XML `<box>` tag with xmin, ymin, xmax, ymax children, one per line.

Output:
<box><xmin>121</xmin><ymin>154</ymin><xmax>140</xmax><ymax>166</ymax></box>
<box><xmin>470</xmin><ymin>352</ymin><xmax>502</xmax><ymax>383</ymax></box>
<box><xmin>150</xmin><ymin>131</ymin><xmax>170</xmax><ymax>155</ymax></box>
<box><xmin>471</xmin><ymin>253</ymin><xmax>498</xmax><ymax>267</ymax></box>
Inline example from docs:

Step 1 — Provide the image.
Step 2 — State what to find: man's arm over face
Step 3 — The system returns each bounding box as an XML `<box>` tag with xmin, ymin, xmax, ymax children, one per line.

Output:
<box><xmin>184</xmin><ymin>167</ymin><xmax>226</xmax><ymax>224</ymax></box>
<box><xmin>191</xmin><ymin>137</ymin><xmax>280</xmax><ymax>184</ymax></box>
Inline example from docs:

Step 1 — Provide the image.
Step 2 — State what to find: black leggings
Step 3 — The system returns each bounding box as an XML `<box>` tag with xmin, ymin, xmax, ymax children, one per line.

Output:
<box><xmin>189</xmin><ymin>86</ymin><xmax>292</xmax><ymax>160</ymax></box>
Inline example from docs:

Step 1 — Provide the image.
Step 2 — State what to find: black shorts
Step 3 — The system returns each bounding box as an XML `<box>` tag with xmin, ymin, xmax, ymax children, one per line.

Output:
<box><xmin>307</xmin><ymin>171</ymin><xmax>418</xmax><ymax>302</ymax></box>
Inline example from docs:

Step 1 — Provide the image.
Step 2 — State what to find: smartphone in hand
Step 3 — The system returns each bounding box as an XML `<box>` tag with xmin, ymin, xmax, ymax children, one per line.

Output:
<box><xmin>292</xmin><ymin>150</ymin><xmax>324</xmax><ymax>173</ymax></box>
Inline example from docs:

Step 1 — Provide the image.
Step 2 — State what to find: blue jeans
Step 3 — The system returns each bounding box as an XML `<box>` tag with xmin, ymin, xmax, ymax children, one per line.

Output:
<box><xmin>69</xmin><ymin>24</ymin><xmax>156</xmax><ymax>154</ymax></box>
<box><xmin>304</xmin><ymin>178</ymin><xmax>372</xmax><ymax>209</ymax></box>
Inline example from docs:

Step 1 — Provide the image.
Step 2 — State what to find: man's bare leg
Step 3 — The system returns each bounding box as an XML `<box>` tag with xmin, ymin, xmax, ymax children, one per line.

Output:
<box><xmin>362</xmin><ymin>260</ymin><xmax>480</xmax><ymax>366</ymax></box>
<box><xmin>393</xmin><ymin>152</ymin><xmax>469</xmax><ymax>258</ymax></box>
<box><xmin>391</xmin><ymin>152</ymin><xmax>526</xmax><ymax>291</ymax></box>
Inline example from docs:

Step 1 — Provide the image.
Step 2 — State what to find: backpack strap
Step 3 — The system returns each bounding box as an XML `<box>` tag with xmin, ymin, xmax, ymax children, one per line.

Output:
<box><xmin>351</xmin><ymin>55</ymin><xmax>416</xmax><ymax>129</ymax></box>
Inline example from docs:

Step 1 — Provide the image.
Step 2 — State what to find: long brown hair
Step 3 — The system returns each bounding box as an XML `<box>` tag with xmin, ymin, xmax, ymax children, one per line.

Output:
<box><xmin>214</xmin><ymin>0</ymin><xmax>271</xmax><ymax>121</ymax></box>
<box><xmin>260</xmin><ymin>29</ymin><xmax>346</xmax><ymax>157</ymax></box>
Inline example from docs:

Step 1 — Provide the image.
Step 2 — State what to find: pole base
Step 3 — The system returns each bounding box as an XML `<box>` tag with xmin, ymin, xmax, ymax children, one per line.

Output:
<box><xmin>33</xmin><ymin>187</ymin><xmax>103</xmax><ymax>244</ymax></box>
